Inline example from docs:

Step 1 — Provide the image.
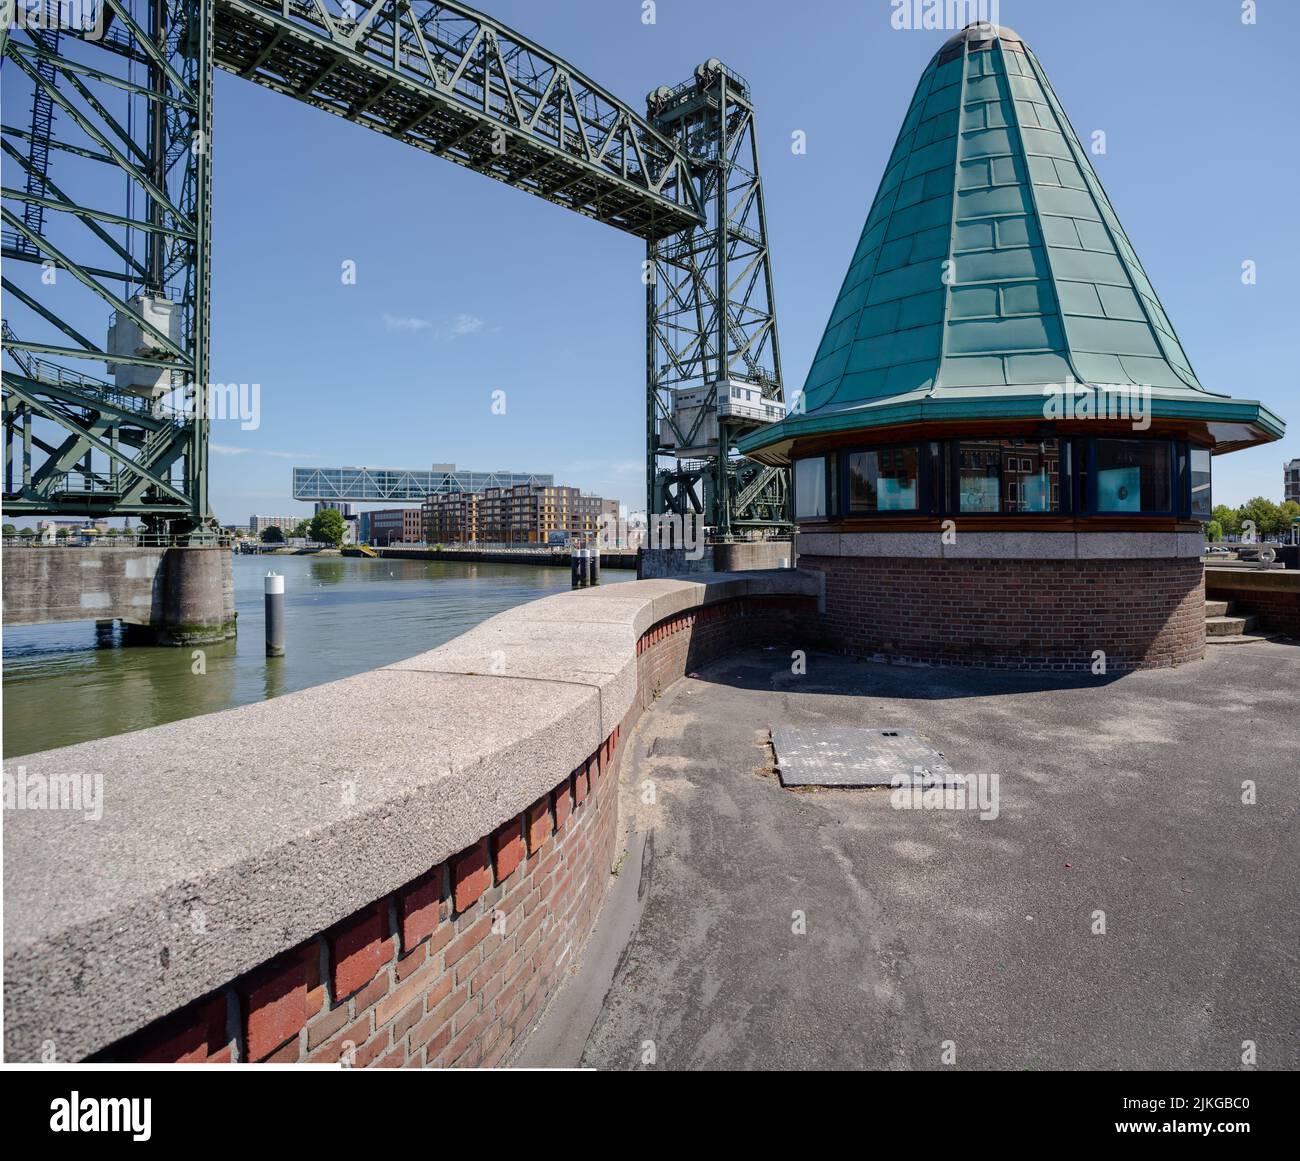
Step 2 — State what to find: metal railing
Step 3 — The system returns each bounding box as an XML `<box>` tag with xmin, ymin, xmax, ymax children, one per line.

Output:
<box><xmin>2</xmin><ymin>320</ymin><xmax>186</xmax><ymax>421</ymax></box>
<box><xmin>382</xmin><ymin>541</ymin><xmax>640</xmax><ymax>555</ymax></box>
<box><xmin>1203</xmin><ymin>542</ymin><xmax>1289</xmax><ymax>568</ymax></box>
<box><xmin>2</xmin><ymin>532</ymin><xmax>232</xmax><ymax>548</ymax></box>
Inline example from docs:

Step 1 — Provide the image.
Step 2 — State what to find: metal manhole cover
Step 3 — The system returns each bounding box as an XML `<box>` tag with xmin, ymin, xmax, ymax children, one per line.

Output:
<box><xmin>771</xmin><ymin>727</ymin><xmax>962</xmax><ymax>789</ymax></box>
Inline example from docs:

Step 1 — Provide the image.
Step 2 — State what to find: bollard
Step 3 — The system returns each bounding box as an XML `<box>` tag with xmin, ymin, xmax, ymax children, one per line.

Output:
<box><xmin>571</xmin><ymin>549</ymin><xmax>582</xmax><ymax>589</ymax></box>
<box><xmin>590</xmin><ymin>547</ymin><xmax>601</xmax><ymax>586</ymax></box>
<box><xmin>577</xmin><ymin>548</ymin><xmax>590</xmax><ymax>588</ymax></box>
<box><xmin>264</xmin><ymin>571</ymin><xmax>285</xmax><ymax>657</ymax></box>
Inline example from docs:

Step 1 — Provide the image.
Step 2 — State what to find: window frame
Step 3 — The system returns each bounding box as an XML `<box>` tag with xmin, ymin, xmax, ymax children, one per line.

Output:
<box><xmin>792</xmin><ymin>455</ymin><xmax>833</xmax><ymax>522</ymax></box>
<box><xmin>840</xmin><ymin>442</ymin><xmax>927</xmax><ymax>516</ymax></box>
<box><xmin>1089</xmin><ymin>436</ymin><xmax>1178</xmax><ymax>517</ymax></box>
<box><xmin>1186</xmin><ymin>443</ymin><xmax>1213</xmax><ymax>522</ymax></box>
<box><xmin>949</xmin><ymin>436</ymin><xmax>1068</xmax><ymax>517</ymax></box>
<box><xmin>786</xmin><ymin>435</ymin><xmax>1196</xmax><ymax>523</ymax></box>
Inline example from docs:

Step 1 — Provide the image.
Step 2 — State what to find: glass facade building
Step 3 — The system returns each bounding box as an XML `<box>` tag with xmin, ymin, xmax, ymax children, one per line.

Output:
<box><xmin>293</xmin><ymin>466</ymin><xmax>553</xmax><ymax>503</ymax></box>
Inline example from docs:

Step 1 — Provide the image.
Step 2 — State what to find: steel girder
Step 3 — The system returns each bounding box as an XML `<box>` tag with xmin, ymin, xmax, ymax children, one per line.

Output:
<box><xmin>646</xmin><ymin>62</ymin><xmax>787</xmax><ymax>536</ymax></box>
<box><xmin>209</xmin><ymin>0</ymin><xmax>703</xmax><ymax>240</ymax></box>
<box><xmin>658</xmin><ymin>458</ymin><xmax>788</xmax><ymax>530</ymax></box>
<box><xmin>291</xmin><ymin>464</ymin><xmax>553</xmax><ymax>502</ymax></box>
<box><xmin>1</xmin><ymin>0</ymin><xmax>214</xmax><ymax>531</ymax></box>
<box><xmin>2</xmin><ymin>3</ymin><xmax>780</xmax><ymax>537</ymax></box>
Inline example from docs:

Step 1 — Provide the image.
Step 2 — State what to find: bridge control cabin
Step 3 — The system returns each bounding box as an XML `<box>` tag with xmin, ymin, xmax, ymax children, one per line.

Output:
<box><xmin>738</xmin><ymin>23</ymin><xmax>1284</xmax><ymax>671</ymax></box>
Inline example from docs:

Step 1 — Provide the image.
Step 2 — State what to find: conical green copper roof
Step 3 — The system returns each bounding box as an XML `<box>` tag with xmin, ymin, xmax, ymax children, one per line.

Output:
<box><xmin>740</xmin><ymin>23</ymin><xmax>1282</xmax><ymax>463</ymax></box>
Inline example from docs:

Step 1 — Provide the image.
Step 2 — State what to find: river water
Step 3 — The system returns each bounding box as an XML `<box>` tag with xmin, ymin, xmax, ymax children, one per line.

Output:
<box><xmin>2</xmin><ymin>553</ymin><xmax>633</xmax><ymax>757</ymax></box>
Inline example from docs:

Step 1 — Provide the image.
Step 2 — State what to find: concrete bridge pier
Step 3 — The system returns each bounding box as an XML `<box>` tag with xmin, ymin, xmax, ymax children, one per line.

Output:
<box><xmin>2</xmin><ymin>545</ymin><xmax>236</xmax><ymax>646</ymax></box>
<box><xmin>156</xmin><ymin>545</ymin><xmax>237</xmax><ymax>647</ymax></box>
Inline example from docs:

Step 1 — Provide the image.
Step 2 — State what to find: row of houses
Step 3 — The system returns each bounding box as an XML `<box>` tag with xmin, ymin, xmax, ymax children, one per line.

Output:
<box><xmin>245</xmin><ymin>488</ymin><xmax>625</xmax><ymax>547</ymax></box>
<box><xmin>422</xmin><ymin>484</ymin><xmax>619</xmax><ymax>546</ymax></box>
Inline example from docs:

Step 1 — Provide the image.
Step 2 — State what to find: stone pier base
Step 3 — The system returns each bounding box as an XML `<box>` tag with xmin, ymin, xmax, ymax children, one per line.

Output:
<box><xmin>153</xmin><ymin>545</ymin><xmax>237</xmax><ymax>646</ymax></box>
<box><xmin>2</xmin><ymin>545</ymin><xmax>236</xmax><ymax>645</ymax></box>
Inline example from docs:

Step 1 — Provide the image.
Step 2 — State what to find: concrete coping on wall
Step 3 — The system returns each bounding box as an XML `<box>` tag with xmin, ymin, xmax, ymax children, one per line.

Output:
<box><xmin>2</xmin><ymin>569</ymin><xmax>818</xmax><ymax>1062</ymax></box>
<box><xmin>796</xmin><ymin>529</ymin><xmax>1206</xmax><ymax>560</ymax></box>
<box><xmin>1205</xmin><ymin>565</ymin><xmax>1300</xmax><ymax>593</ymax></box>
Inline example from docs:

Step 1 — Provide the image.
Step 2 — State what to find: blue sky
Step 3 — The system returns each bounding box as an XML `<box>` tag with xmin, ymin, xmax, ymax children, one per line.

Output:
<box><xmin>206</xmin><ymin>0</ymin><xmax>1298</xmax><ymax>523</ymax></box>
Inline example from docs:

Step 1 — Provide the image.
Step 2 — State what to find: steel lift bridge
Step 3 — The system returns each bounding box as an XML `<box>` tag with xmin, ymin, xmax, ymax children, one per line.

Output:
<box><xmin>1</xmin><ymin>0</ymin><xmax>788</xmax><ymax>539</ymax></box>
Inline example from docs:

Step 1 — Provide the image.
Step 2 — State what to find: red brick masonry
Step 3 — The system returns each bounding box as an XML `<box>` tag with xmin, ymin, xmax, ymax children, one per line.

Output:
<box><xmin>95</xmin><ymin>595</ymin><xmax>811</xmax><ymax>1067</ymax></box>
<box><xmin>1205</xmin><ymin>571</ymin><xmax>1300</xmax><ymax>638</ymax></box>
<box><xmin>800</xmin><ymin>556</ymin><xmax>1205</xmax><ymax>671</ymax></box>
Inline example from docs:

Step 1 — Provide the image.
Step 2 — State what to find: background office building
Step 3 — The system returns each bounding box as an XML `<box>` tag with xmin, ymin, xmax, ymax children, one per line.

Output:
<box><xmin>249</xmin><ymin>515</ymin><xmax>301</xmax><ymax>537</ymax></box>
<box><xmin>314</xmin><ymin>501</ymin><xmax>354</xmax><ymax>518</ymax></box>
<box><xmin>366</xmin><ymin>508</ymin><xmax>425</xmax><ymax>546</ymax></box>
<box><xmin>1286</xmin><ymin>458</ymin><xmax>1300</xmax><ymax>504</ymax></box>
<box><xmin>312</xmin><ymin>500</ymin><xmax>358</xmax><ymax>544</ymax></box>
<box><xmin>293</xmin><ymin>465</ymin><xmax>552</xmax><ymax>504</ymax></box>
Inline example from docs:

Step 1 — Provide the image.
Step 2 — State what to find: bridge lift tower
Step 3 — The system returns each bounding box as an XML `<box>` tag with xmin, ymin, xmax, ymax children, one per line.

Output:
<box><xmin>646</xmin><ymin>60</ymin><xmax>787</xmax><ymax>539</ymax></box>
<box><xmin>1</xmin><ymin>2</ymin><xmax>788</xmax><ymax>539</ymax></box>
<box><xmin>2</xmin><ymin>0</ymin><xmax>215</xmax><ymax>538</ymax></box>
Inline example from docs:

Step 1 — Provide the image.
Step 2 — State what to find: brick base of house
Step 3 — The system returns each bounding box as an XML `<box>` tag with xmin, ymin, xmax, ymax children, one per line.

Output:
<box><xmin>90</xmin><ymin>594</ymin><xmax>813</xmax><ymax>1067</ymax></box>
<box><xmin>799</xmin><ymin>555</ymin><xmax>1206</xmax><ymax>671</ymax></box>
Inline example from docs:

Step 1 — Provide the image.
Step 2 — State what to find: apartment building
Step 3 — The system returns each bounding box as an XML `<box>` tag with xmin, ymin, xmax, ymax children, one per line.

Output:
<box><xmin>422</xmin><ymin>485</ymin><xmax>617</xmax><ymax>544</ymax></box>
<box><xmin>574</xmin><ymin>495</ymin><xmax>620</xmax><ymax>540</ymax></box>
<box><xmin>422</xmin><ymin>492</ymin><xmax>479</xmax><ymax>543</ymax></box>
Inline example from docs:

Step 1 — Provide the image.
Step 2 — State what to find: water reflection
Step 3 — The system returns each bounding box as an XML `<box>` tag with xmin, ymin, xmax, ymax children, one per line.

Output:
<box><xmin>3</xmin><ymin>553</ymin><xmax>632</xmax><ymax>756</ymax></box>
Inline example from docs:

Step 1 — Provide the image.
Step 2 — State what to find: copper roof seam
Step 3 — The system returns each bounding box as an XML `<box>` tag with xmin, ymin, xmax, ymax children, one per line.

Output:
<box><xmin>816</xmin><ymin>57</ymin><xmax>943</xmax><ymax>416</ymax></box>
<box><xmin>990</xmin><ymin>36</ymin><xmax>1090</xmax><ymax>392</ymax></box>
<box><xmin>931</xmin><ymin>29</ymin><xmax>972</xmax><ymax>396</ymax></box>
<box><xmin>1023</xmin><ymin>45</ymin><xmax>1207</xmax><ymax>396</ymax></box>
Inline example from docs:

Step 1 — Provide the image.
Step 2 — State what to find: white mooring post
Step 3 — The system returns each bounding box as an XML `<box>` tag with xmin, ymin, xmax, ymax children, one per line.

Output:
<box><xmin>264</xmin><ymin>572</ymin><xmax>285</xmax><ymax>657</ymax></box>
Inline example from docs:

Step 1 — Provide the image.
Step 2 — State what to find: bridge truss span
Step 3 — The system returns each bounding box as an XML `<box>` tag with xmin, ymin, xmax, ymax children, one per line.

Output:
<box><xmin>212</xmin><ymin>0</ymin><xmax>703</xmax><ymax>240</ymax></box>
<box><xmin>2</xmin><ymin>1</ymin><xmax>786</xmax><ymax>535</ymax></box>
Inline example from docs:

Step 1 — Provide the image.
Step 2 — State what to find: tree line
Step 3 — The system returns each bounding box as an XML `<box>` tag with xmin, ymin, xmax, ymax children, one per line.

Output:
<box><xmin>1206</xmin><ymin>498</ymin><xmax>1300</xmax><ymax>543</ymax></box>
<box><xmin>259</xmin><ymin>509</ymin><xmax>346</xmax><ymax>547</ymax></box>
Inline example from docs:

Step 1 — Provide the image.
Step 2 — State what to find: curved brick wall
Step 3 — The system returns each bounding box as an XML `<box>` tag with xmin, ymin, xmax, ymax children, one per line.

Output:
<box><xmin>800</xmin><ymin>555</ymin><xmax>1205</xmax><ymax>671</ymax></box>
<box><xmin>97</xmin><ymin>727</ymin><xmax>630</xmax><ymax>1067</ymax></box>
<box><xmin>3</xmin><ymin>574</ymin><xmax>815</xmax><ymax>1066</ymax></box>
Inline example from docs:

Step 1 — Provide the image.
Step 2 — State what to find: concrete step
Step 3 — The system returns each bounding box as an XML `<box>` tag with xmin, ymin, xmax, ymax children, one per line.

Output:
<box><xmin>1207</xmin><ymin>632</ymin><xmax>1276</xmax><ymax>647</ymax></box>
<box><xmin>1205</xmin><ymin>599</ymin><xmax>1230</xmax><ymax>617</ymax></box>
<box><xmin>1207</xmin><ymin>614</ymin><xmax>1258</xmax><ymax>637</ymax></box>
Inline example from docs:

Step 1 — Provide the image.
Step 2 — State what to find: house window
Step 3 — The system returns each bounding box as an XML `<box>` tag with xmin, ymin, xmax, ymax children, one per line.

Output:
<box><xmin>1095</xmin><ymin>439</ymin><xmax>1172</xmax><ymax>513</ymax></box>
<box><xmin>794</xmin><ymin>457</ymin><xmax>828</xmax><ymax>519</ymax></box>
<box><xmin>958</xmin><ymin>439</ymin><xmax>1061</xmax><ymax>513</ymax></box>
<box><xmin>847</xmin><ymin>446</ymin><xmax>919</xmax><ymax>512</ymax></box>
<box><xmin>1190</xmin><ymin>447</ymin><xmax>1212</xmax><ymax>519</ymax></box>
